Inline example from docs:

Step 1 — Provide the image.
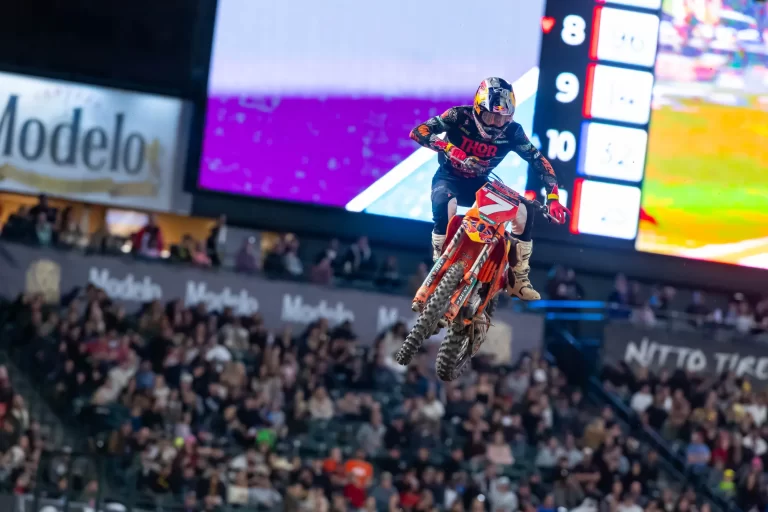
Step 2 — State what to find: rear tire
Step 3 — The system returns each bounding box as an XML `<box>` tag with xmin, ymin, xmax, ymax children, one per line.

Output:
<box><xmin>436</xmin><ymin>321</ymin><xmax>470</xmax><ymax>381</ymax></box>
<box><xmin>435</xmin><ymin>293</ymin><xmax>499</xmax><ymax>381</ymax></box>
<box><xmin>394</xmin><ymin>263</ymin><xmax>465</xmax><ymax>366</ymax></box>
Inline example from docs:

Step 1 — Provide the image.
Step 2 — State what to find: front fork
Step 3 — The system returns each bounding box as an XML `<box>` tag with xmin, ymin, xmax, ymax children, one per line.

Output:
<box><xmin>447</xmin><ymin>220</ymin><xmax>512</xmax><ymax>316</ymax></box>
<box><xmin>412</xmin><ymin>225</ymin><xmax>466</xmax><ymax>311</ymax></box>
<box><xmin>452</xmin><ymin>240</ymin><xmax>495</xmax><ymax>316</ymax></box>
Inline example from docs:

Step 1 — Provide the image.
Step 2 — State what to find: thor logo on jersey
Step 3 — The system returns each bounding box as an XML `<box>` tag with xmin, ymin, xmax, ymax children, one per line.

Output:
<box><xmin>459</xmin><ymin>136</ymin><xmax>498</xmax><ymax>158</ymax></box>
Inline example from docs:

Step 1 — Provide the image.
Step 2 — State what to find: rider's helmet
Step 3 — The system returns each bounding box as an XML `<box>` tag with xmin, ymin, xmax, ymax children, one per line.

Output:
<box><xmin>473</xmin><ymin>77</ymin><xmax>516</xmax><ymax>140</ymax></box>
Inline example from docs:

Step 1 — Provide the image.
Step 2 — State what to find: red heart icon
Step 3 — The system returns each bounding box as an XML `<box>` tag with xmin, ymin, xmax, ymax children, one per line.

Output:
<box><xmin>541</xmin><ymin>16</ymin><xmax>556</xmax><ymax>34</ymax></box>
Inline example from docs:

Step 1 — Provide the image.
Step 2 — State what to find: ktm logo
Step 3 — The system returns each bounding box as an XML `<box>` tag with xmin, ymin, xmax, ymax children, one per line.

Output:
<box><xmin>459</xmin><ymin>136</ymin><xmax>498</xmax><ymax>158</ymax></box>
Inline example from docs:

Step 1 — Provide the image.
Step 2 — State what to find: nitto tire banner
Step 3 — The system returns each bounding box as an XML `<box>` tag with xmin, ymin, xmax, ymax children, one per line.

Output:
<box><xmin>603</xmin><ymin>323</ymin><xmax>768</xmax><ymax>386</ymax></box>
<box><xmin>0</xmin><ymin>242</ymin><xmax>543</xmax><ymax>355</ymax></box>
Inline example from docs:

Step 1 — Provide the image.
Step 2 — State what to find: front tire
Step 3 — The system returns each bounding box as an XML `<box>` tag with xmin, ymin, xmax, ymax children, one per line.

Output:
<box><xmin>394</xmin><ymin>263</ymin><xmax>465</xmax><ymax>366</ymax></box>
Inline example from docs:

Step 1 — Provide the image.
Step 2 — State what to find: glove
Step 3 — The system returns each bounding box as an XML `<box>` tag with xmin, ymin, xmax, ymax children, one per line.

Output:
<box><xmin>443</xmin><ymin>144</ymin><xmax>489</xmax><ymax>176</ymax></box>
<box><xmin>547</xmin><ymin>186</ymin><xmax>571</xmax><ymax>224</ymax></box>
<box><xmin>443</xmin><ymin>143</ymin><xmax>468</xmax><ymax>168</ymax></box>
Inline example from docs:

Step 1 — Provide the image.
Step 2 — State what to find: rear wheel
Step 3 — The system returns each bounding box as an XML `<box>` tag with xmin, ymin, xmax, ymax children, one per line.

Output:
<box><xmin>435</xmin><ymin>293</ymin><xmax>499</xmax><ymax>381</ymax></box>
<box><xmin>435</xmin><ymin>321</ymin><xmax>471</xmax><ymax>381</ymax></box>
<box><xmin>394</xmin><ymin>263</ymin><xmax>465</xmax><ymax>366</ymax></box>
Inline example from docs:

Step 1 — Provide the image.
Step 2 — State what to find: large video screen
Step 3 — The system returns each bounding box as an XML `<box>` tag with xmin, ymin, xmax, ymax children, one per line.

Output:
<box><xmin>636</xmin><ymin>0</ymin><xmax>768</xmax><ymax>269</ymax></box>
<box><xmin>199</xmin><ymin>0</ymin><xmax>544</xmax><ymax>222</ymax></box>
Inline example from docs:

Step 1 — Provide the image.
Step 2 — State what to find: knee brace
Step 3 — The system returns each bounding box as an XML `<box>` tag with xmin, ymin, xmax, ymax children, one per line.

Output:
<box><xmin>511</xmin><ymin>201</ymin><xmax>535</xmax><ymax>241</ymax></box>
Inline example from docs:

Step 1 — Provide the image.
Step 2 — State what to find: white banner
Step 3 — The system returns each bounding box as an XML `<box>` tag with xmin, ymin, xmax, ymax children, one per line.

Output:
<box><xmin>0</xmin><ymin>72</ymin><xmax>188</xmax><ymax>212</ymax></box>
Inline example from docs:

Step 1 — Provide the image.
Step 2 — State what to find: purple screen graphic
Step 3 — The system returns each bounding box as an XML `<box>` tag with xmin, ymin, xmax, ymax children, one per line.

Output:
<box><xmin>200</xmin><ymin>0</ymin><xmax>544</xmax><ymax>212</ymax></box>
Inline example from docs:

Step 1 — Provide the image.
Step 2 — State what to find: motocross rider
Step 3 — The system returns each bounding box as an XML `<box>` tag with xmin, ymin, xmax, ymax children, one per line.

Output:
<box><xmin>409</xmin><ymin>77</ymin><xmax>570</xmax><ymax>301</ymax></box>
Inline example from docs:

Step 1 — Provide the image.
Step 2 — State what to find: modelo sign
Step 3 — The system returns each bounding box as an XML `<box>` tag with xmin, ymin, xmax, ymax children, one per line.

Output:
<box><xmin>0</xmin><ymin>72</ymin><xmax>188</xmax><ymax>212</ymax></box>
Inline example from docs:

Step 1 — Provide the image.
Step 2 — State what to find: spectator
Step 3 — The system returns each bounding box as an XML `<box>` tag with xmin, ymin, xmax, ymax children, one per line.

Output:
<box><xmin>29</xmin><ymin>194</ymin><xmax>56</xmax><ymax>223</ymax></box>
<box><xmin>1</xmin><ymin>206</ymin><xmax>34</xmax><ymax>241</ymax></box>
<box><xmin>547</xmin><ymin>265</ymin><xmax>568</xmax><ymax>299</ymax></box>
<box><xmin>649</xmin><ymin>285</ymin><xmax>676</xmax><ymax>319</ymax></box>
<box><xmin>308</xmin><ymin>387</ymin><xmax>334</xmax><ymax>420</ymax></box>
<box><xmin>171</xmin><ymin>235</ymin><xmax>194</xmax><ymax>262</ymax></box>
<box><xmin>608</xmin><ymin>273</ymin><xmax>634</xmax><ymax>319</ymax></box>
<box><xmin>375</xmin><ymin>256</ymin><xmax>401</xmax><ymax>290</ymax></box>
<box><xmin>629</xmin><ymin>384</ymin><xmax>653</xmax><ymax>414</ymax></box>
<box><xmin>685</xmin><ymin>291</ymin><xmax>711</xmax><ymax>327</ymax></box>
<box><xmin>205</xmin><ymin>214</ymin><xmax>227</xmax><ymax>267</ymax></box>
<box><xmin>315</xmin><ymin>238</ymin><xmax>341</xmax><ymax>268</ymax></box>
<box><xmin>191</xmin><ymin>240</ymin><xmax>211</xmax><ymax>267</ymax></box>
<box><xmin>562</xmin><ymin>268</ymin><xmax>586</xmax><ymax>300</ymax></box>
<box><xmin>132</xmin><ymin>214</ymin><xmax>164</xmax><ymax>259</ymax></box>
<box><xmin>630</xmin><ymin>302</ymin><xmax>657</xmax><ymax>327</ymax></box>
<box><xmin>370</xmin><ymin>471</ymin><xmax>397</xmax><ymax>511</ymax></box>
<box><xmin>283</xmin><ymin>235</ymin><xmax>304</xmax><ymax>278</ymax></box>
<box><xmin>357</xmin><ymin>409</ymin><xmax>386</xmax><ymax>456</ymax></box>
<box><xmin>310</xmin><ymin>254</ymin><xmax>334</xmax><ymax>285</ymax></box>
<box><xmin>608</xmin><ymin>273</ymin><xmax>631</xmax><ymax>307</ymax></box>
<box><xmin>490</xmin><ymin>476</ymin><xmax>517</xmax><ymax>512</ymax></box>
<box><xmin>553</xmin><ymin>469</ymin><xmax>584</xmax><ymax>509</ymax></box>
<box><xmin>262</xmin><ymin>237</ymin><xmax>287</xmax><ymax>275</ymax></box>
<box><xmin>547</xmin><ymin>267</ymin><xmax>585</xmax><ymax>300</ymax></box>
<box><xmin>486</xmin><ymin>430</ymin><xmax>514</xmax><ymax>466</ymax></box>
<box><xmin>734</xmin><ymin>301</ymin><xmax>755</xmax><ymax>334</ymax></box>
<box><xmin>35</xmin><ymin>211</ymin><xmax>54</xmax><ymax>246</ymax></box>
<box><xmin>58</xmin><ymin>218</ymin><xmax>87</xmax><ymax>249</ymax></box>
<box><xmin>234</xmin><ymin>236</ymin><xmax>260</xmax><ymax>273</ymax></box>
<box><xmin>536</xmin><ymin>436</ymin><xmax>566</xmax><ymax>470</ymax></box>
<box><xmin>341</xmin><ymin>236</ymin><xmax>376</xmax><ymax>280</ymax></box>
<box><xmin>617</xmin><ymin>492</ymin><xmax>642</xmax><ymax>512</ymax></box>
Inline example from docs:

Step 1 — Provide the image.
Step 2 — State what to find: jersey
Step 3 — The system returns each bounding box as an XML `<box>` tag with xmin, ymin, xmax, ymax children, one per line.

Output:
<box><xmin>409</xmin><ymin>106</ymin><xmax>558</xmax><ymax>194</ymax></box>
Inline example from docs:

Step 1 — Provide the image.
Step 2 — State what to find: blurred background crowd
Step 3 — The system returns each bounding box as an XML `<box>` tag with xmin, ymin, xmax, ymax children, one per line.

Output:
<box><xmin>0</xmin><ymin>261</ymin><xmax>762</xmax><ymax>511</ymax></box>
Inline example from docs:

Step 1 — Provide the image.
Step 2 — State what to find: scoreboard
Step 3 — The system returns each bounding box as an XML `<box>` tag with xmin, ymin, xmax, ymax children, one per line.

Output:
<box><xmin>530</xmin><ymin>0</ymin><xmax>662</xmax><ymax>245</ymax></box>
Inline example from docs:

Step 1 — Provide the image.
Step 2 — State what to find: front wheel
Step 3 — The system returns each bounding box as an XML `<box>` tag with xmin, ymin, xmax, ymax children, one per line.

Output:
<box><xmin>394</xmin><ymin>262</ymin><xmax>465</xmax><ymax>366</ymax></box>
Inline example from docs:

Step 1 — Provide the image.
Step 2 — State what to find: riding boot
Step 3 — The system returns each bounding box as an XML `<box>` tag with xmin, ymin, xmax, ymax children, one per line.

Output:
<box><xmin>507</xmin><ymin>240</ymin><xmax>541</xmax><ymax>301</ymax></box>
<box><xmin>431</xmin><ymin>232</ymin><xmax>446</xmax><ymax>262</ymax></box>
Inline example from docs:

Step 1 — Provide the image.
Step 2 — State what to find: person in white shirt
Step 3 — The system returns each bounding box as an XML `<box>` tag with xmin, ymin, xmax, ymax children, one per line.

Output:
<box><xmin>421</xmin><ymin>389</ymin><xmax>445</xmax><ymax>422</ymax></box>
<box><xmin>745</xmin><ymin>396</ymin><xmax>767</xmax><ymax>427</ymax></box>
<box><xmin>536</xmin><ymin>436</ymin><xmax>567</xmax><ymax>469</ymax></box>
<box><xmin>617</xmin><ymin>492</ymin><xmax>643</xmax><ymax>512</ymax></box>
<box><xmin>630</xmin><ymin>384</ymin><xmax>654</xmax><ymax>414</ymax></box>
<box><xmin>743</xmin><ymin>430</ymin><xmax>768</xmax><ymax>456</ymax></box>
<box><xmin>489</xmin><ymin>476</ymin><xmax>518</xmax><ymax>512</ymax></box>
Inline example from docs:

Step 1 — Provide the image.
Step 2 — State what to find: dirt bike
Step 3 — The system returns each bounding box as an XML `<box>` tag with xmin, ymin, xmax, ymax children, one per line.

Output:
<box><xmin>394</xmin><ymin>177</ymin><xmax>554</xmax><ymax>381</ymax></box>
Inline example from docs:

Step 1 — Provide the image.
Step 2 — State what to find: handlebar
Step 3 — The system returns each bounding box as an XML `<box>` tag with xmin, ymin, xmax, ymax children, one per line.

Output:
<box><xmin>518</xmin><ymin>194</ymin><xmax>559</xmax><ymax>224</ymax></box>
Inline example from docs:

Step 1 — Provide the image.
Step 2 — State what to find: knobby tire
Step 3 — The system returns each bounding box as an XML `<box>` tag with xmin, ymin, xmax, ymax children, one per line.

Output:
<box><xmin>394</xmin><ymin>263</ymin><xmax>465</xmax><ymax>366</ymax></box>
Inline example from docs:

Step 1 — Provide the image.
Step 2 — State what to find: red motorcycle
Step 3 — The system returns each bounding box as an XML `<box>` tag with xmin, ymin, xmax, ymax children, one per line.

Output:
<box><xmin>395</xmin><ymin>178</ymin><xmax>553</xmax><ymax>381</ymax></box>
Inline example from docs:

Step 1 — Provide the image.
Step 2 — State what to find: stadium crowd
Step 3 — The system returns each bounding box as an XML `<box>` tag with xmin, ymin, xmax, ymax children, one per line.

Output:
<box><xmin>0</xmin><ymin>195</ymin><xmax>766</xmax><ymax>512</ymax></box>
<box><xmin>603</xmin><ymin>360</ymin><xmax>768</xmax><ymax>512</ymax></box>
<box><xmin>0</xmin><ymin>195</ymin><xmax>406</xmax><ymax>294</ymax></box>
<box><xmin>0</xmin><ymin>275</ymin><xmax>732</xmax><ymax>512</ymax></box>
<box><xmin>0</xmin><ymin>364</ymin><xmax>51</xmax><ymax>496</ymax></box>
